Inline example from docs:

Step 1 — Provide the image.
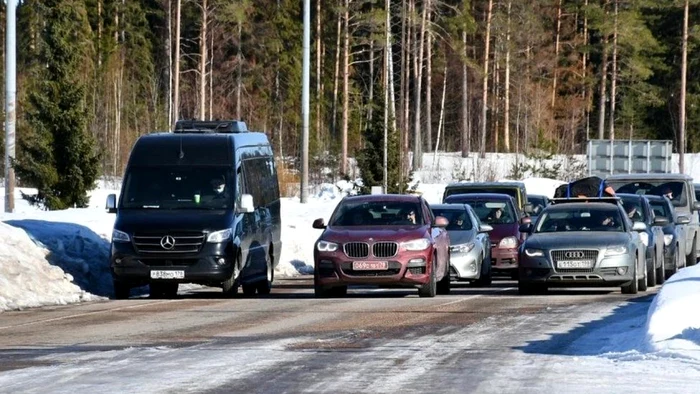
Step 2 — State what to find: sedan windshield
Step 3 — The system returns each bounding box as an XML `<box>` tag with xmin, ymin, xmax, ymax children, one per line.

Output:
<box><xmin>536</xmin><ymin>208</ymin><xmax>625</xmax><ymax>233</ymax></box>
<box><xmin>121</xmin><ymin>166</ymin><xmax>233</xmax><ymax>210</ymax></box>
<box><xmin>649</xmin><ymin>200</ymin><xmax>671</xmax><ymax>220</ymax></box>
<box><xmin>431</xmin><ymin>208</ymin><xmax>473</xmax><ymax>231</ymax></box>
<box><xmin>330</xmin><ymin>201</ymin><xmax>424</xmax><ymax>226</ymax></box>
<box><xmin>619</xmin><ymin>197</ymin><xmax>647</xmax><ymax>223</ymax></box>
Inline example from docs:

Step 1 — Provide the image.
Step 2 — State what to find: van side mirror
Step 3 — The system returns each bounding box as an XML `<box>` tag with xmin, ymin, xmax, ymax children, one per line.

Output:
<box><xmin>652</xmin><ymin>216</ymin><xmax>669</xmax><ymax>226</ymax></box>
<box><xmin>479</xmin><ymin>224</ymin><xmax>493</xmax><ymax>233</ymax></box>
<box><xmin>312</xmin><ymin>218</ymin><xmax>326</xmax><ymax>229</ymax></box>
<box><xmin>238</xmin><ymin>194</ymin><xmax>255</xmax><ymax>213</ymax></box>
<box><xmin>693</xmin><ymin>201</ymin><xmax>700</xmax><ymax>211</ymax></box>
<box><xmin>523</xmin><ymin>203</ymin><xmax>534</xmax><ymax>214</ymax></box>
<box><xmin>106</xmin><ymin>194</ymin><xmax>117</xmax><ymax>213</ymax></box>
<box><xmin>519</xmin><ymin>223</ymin><xmax>533</xmax><ymax>233</ymax></box>
<box><xmin>677</xmin><ymin>215</ymin><xmax>691</xmax><ymax>225</ymax></box>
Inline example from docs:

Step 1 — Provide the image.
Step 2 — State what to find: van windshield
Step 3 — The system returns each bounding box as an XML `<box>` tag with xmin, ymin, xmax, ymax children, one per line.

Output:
<box><xmin>121</xmin><ymin>166</ymin><xmax>233</xmax><ymax>210</ymax></box>
<box><xmin>606</xmin><ymin>180</ymin><xmax>687</xmax><ymax>207</ymax></box>
<box><xmin>445</xmin><ymin>187</ymin><xmax>519</xmax><ymax>203</ymax></box>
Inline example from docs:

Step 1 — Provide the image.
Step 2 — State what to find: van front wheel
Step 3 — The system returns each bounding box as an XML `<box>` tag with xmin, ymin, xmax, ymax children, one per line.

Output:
<box><xmin>222</xmin><ymin>256</ymin><xmax>240</xmax><ymax>296</ymax></box>
<box><xmin>256</xmin><ymin>252</ymin><xmax>274</xmax><ymax>295</ymax></box>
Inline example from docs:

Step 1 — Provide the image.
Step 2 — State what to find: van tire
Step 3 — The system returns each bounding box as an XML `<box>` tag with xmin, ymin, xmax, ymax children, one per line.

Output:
<box><xmin>256</xmin><ymin>253</ymin><xmax>274</xmax><ymax>295</ymax></box>
<box><xmin>687</xmin><ymin>235</ymin><xmax>697</xmax><ymax>267</ymax></box>
<box><xmin>222</xmin><ymin>255</ymin><xmax>240</xmax><ymax>296</ymax></box>
<box><xmin>114</xmin><ymin>280</ymin><xmax>131</xmax><ymax>300</ymax></box>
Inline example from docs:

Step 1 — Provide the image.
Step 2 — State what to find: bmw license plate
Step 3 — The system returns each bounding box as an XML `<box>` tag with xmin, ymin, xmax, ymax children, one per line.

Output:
<box><xmin>557</xmin><ymin>260</ymin><xmax>594</xmax><ymax>269</ymax></box>
<box><xmin>352</xmin><ymin>261</ymin><xmax>388</xmax><ymax>270</ymax></box>
<box><xmin>150</xmin><ymin>270</ymin><xmax>185</xmax><ymax>279</ymax></box>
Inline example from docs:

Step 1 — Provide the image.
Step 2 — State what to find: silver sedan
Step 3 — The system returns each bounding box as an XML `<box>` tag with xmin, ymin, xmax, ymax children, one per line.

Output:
<box><xmin>430</xmin><ymin>204</ymin><xmax>493</xmax><ymax>286</ymax></box>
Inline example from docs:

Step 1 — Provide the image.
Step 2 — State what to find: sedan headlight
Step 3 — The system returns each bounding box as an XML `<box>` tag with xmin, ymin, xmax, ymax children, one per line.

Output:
<box><xmin>664</xmin><ymin>234</ymin><xmax>673</xmax><ymax>246</ymax></box>
<box><xmin>207</xmin><ymin>229</ymin><xmax>232</xmax><ymax>243</ymax></box>
<box><xmin>498</xmin><ymin>236</ymin><xmax>518</xmax><ymax>249</ymax></box>
<box><xmin>402</xmin><ymin>238</ymin><xmax>431</xmax><ymax>251</ymax></box>
<box><xmin>112</xmin><ymin>229</ymin><xmax>130</xmax><ymax>243</ymax></box>
<box><xmin>317</xmin><ymin>240</ymin><xmax>338</xmax><ymax>252</ymax></box>
<box><xmin>450</xmin><ymin>242</ymin><xmax>475</xmax><ymax>254</ymax></box>
<box><xmin>605</xmin><ymin>245</ymin><xmax>628</xmax><ymax>257</ymax></box>
<box><xmin>639</xmin><ymin>232</ymin><xmax>649</xmax><ymax>247</ymax></box>
<box><xmin>524</xmin><ymin>248</ymin><xmax>544</xmax><ymax>257</ymax></box>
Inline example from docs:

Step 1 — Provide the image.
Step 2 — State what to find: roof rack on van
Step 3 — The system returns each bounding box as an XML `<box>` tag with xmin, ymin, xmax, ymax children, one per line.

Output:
<box><xmin>173</xmin><ymin>119</ymin><xmax>248</xmax><ymax>134</ymax></box>
<box><xmin>550</xmin><ymin>197</ymin><xmax>621</xmax><ymax>205</ymax></box>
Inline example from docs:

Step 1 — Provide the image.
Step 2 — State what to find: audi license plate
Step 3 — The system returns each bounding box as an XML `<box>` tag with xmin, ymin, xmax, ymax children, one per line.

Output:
<box><xmin>557</xmin><ymin>260</ymin><xmax>594</xmax><ymax>269</ymax></box>
<box><xmin>150</xmin><ymin>270</ymin><xmax>185</xmax><ymax>279</ymax></box>
<box><xmin>353</xmin><ymin>261</ymin><xmax>388</xmax><ymax>270</ymax></box>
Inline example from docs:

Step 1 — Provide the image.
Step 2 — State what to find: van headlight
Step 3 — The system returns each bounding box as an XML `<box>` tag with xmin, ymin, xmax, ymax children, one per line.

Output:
<box><xmin>499</xmin><ymin>237</ymin><xmax>518</xmax><ymax>249</ymax></box>
<box><xmin>112</xmin><ymin>229</ymin><xmax>130</xmax><ymax>242</ymax></box>
<box><xmin>207</xmin><ymin>229</ymin><xmax>232</xmax><ymax>243</ymax></box>
<box><xmin>317</xmin><ymin>240</ymin><xmax>338</xmax><ymax>252</ymax></box>
<box><xmin>450</xmin><ymin>242</ymin><xmax>475</xmax><ymax>254</ymax></box>
<box><xmin>664</xmin><ymin>235</ymin><xmax>673</xmax><ymax>246</ymax></box>
<box><xmin>402</xmin><ymin>239</ymin><xmax>430</xmax><ymax>251</ymax></box>
<box><xmin>605</xmin><ymin>245</ymin><xmax>628</xmax><ymax>257</ymax></box>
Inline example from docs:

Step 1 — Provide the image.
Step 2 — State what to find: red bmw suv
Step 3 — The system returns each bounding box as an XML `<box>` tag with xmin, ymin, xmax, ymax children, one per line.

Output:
<box><xmin>312</xmin><ymin>194</ymin><xmax>451</xmax><ymax>297</ymax></box>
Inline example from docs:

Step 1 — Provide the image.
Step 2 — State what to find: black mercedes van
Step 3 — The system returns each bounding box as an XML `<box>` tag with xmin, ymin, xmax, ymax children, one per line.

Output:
<box><xmin>106</xmin><ymin>120</ymin><xmax>281</xmax><ymax>299</ymax></box>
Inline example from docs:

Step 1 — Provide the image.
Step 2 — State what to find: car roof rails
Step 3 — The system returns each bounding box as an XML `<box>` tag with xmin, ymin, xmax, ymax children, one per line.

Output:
<box><xmin>173</xmin><ymin>119</ymin><xmax>248</xmax><ymax>134</ymax></box>
<box><xmin>550</xmin><ymin>197</ymin><xmax>621</xmax><ymax>205</ymax></box>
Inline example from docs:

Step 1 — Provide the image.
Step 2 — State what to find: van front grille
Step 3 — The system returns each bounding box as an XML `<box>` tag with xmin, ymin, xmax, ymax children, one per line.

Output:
<box><xmin>133</xmin><ymin>232</ymin><xmax>205</xmax><ymax>254</ymax></box>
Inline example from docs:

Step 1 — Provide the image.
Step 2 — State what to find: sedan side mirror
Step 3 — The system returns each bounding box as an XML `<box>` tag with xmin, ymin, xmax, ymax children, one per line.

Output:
<box><xmin>106</xmin><ymin>194</ymin><xmax>117</xmax><ymax>214</ymax></box>
<box><xmin>479</xmin><ymin>224</ymin><xmax>493</xmax><ymax>233</ymax></box>
<box><xmin>519</xmin><ymin>223</ymin><xmax>533</xmax><ymax>233</ymax></box>
<box><xmin>238</xmin><ymin>193</ymin><xmax>255</xmax><ymax>213</ymax></box>
<box><xmin>434</xmin><ymin>216</ymin><xmax>449</xmax><ymax>228</ymax></box>
<box><xmin>652</xmin><ymin>216</ymin><xmax>669</xmax><ymax>226</ymax></box>
<box><xmin>693</xmin><ymin>201</ymin><xmax>700</xmax><ymax>211</ymax></box>
<box><xmin>312</xmin><ymin>218</ymin><xmax>326</xmax><ymax>229</ymax></box>
<box><xmin>520</xmin><ymin>216</ymin><xmax>532</xmax><ymax>225</ymax></box>
<box><xmin>632</xmin><ymin>221</ymin><xmax>647</xmax><ymax>232</ymax></box>
<box><xmin>677</xmin><ymin>215</ymin><xmax>691</xmax><ymax>225</ymax></box>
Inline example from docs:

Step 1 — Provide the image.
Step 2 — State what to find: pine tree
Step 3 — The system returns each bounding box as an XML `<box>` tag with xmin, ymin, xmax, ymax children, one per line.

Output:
<box><xmin>14</xmin><ymin>1</ymin><xmax>100</xmax><ymax>210</ymax></box>
<box><xmin>356</xmin><ymin>96</ymin><xmax>406</xmax><ymax>195</ymax></box>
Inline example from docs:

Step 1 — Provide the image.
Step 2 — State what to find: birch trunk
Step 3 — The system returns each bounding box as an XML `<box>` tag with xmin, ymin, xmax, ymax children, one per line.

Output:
<box><xmin>480</xmin><ymin>0</ymin><xmax>493</xmax><ymax>158</ymax></box>
<box><xmin>316</xmin><ymin>0</ymin><xmax>323</xmax><ymax>148</ymax></box>
<box><xmin>679</xmin><ymin>0</ymin><xmax>689</xmax><ymax>173</ymax></box>
<box><xmin>209</xmin><ymin>32</ymin><xmax>213</xmax><ymax>120</ymax></box>
<box><xmin>425</xmin><ymin>12</ymin><xmax>433</xmax><ymax>152</ymax></box>
<box><xmin>199</xmin><ymin>0</ymin><xmax>208</xmax><ymax>119</ymax></box>
<box><xmin>609</xmin><ymin>0</ymin><xmax>618</xmax><ymax>141</ymax></box>
<box><xmin>461</xmin><ymin>30</ymin><xmax>469</xmax><ymax>157</ymax></box>
<box><xmin>384</xmin><ymin>0</ymin><xmax>391</xmax><ymax>192</ymax></box>
<box><xmin>236</xmin><ymin>22</ymin><xmax>242</xmax><ymax>119</ymax></box>
<box><xmin>552</xmin><ymin>0</ymin><xmax>562</xmax><ymax>109</ymax></box>
<box><xmin>331</xmin><ymin>10</ymin><xmax>342</xmax><ymax>138</ymax></box>
<box><xmin>341</xmin><ymin>0</ymin><xmax>351</xmax><ymax>174</ymax></box>
<box><xmin>412</xmin><ymin>0</ymin><xmax>428</xmax><ymax>170</ymax></box>
<box><xmin>433</xmin><ymin>63</ymin><xmax>447</xmax><ymax>166</ymax></box>
<box><xmin>369</xmin><ymin>37</ymin><xmax>375</xmax><ymax>123</ymax></box>
<box><xmin>504</xmin><ymin>0</ymin><xmax>511</xmax><ymax>152</ymax></box>
<box><xmin>166</xmin><ymin>0</ymin><xmax>172</xmax><ymax>127</ymax></box>
<box><xmin>399</xmin><ymin>0</ymin><xmax>407</xmax><ymax>180</ymax></box>
<box><xmin>173</xmin><ymin>0</ymin><xmax>181</xmax><ymax>126</ymax></box>
<box><xmin>583</xmin><ymin>0</ymin><xmax>589</xmax><ymax>142</ymax></box>
<box><xmin>597</xmin><ymin>36</ymin><xmax>609</xmax><ymax>140</ymax></box>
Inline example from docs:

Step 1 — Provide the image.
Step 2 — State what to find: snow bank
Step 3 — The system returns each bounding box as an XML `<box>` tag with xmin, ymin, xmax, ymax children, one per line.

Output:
<box><xmin>644</xmin><ymin>265</ymin><xmax>700</xmax><ymax>359</ymax></box>
<box><xmin>0</xmin><ymin>222</ymin><xmax>100</xmax><ymax>311</ymax></box>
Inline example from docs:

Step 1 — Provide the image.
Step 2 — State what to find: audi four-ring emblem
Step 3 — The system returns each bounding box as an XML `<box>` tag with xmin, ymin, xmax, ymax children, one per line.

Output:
<box><xmin>565</xmin><ymin>251</ymin><xmax>585</xmax><ymax>259</ymax></box>
<box><xmin>160</xmin><ymin>235</ymin><xmax>176</xmax><ymax>250</ymax></box>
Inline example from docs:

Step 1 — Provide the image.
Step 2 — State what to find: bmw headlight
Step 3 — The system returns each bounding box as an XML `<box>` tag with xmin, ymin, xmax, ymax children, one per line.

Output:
<box><xmin>316</xmin><ymin>240</ymin><xmax>338</xmax><ymax>252</ymax></box>
<box><xmin>524</xmin><ymin>248</ymin><xmax>544</xmax><ymax>257</ymax></box>
<box><xmin>498</xmin><ymin>236</ymin><xmax>518</xmax><ymax>249</ymax></box>
<box><xmin>639</xmin><ymin>232</ymin><xmax>649</xmax><ymax>247</ymax></box>
<box><xmin>112</xmin><ymin>229</ymin><xmax>130</xmax><ymax>243</ymax></box>
<box><xmin>605</xmin><ymin>245</ymin><xmax>628</xmax><ymax>257</ymax></box>
<box><xmin>450</xmin><ymin>242</ymin><xmax>475</xmax><ymax>254</ymax></box>
<box><xmin>664</xmin><ymin>234</ymin><xmax>673</xmax><ymax>246</ymax></box>
<box><xmin>207</xmin><ymin>229</ymin><xmax>232</xmax><ymax>243</ymax></box>
<box><xmin>402</xmin><ymin>238</ymin><xmax>431</xmax><ymax>251</ymax></box>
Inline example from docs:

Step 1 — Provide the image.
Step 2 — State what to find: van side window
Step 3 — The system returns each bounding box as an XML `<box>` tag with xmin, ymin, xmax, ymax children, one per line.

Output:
<box><xmin>243</xmin><ymin>157</ymin><xmax>271</xmax><ymax>207</ymax></box>
<box><xmin>236</xmin><ymin>168</ymin><xmax>244</xmax><ymax>206</ymax></box>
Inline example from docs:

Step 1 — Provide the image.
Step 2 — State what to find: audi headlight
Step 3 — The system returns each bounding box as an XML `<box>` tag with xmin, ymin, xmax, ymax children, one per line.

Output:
<box><xmin>317</xmin><ymin>240</ymin><xmax>338</xmax><ymax>252</ymax></box>
<box><xmin>639</xmin><ymin>232</ymin><xmax>649</xmax><ymax>247</ymax></box>
<box><xmin>524</xmin><ymin>248</ymin><xmax>544</xmax><ymax>257</ymax></box>
<box><xmin>450</xmin><ymin>242</ymin><xmax>475</xmax><ymax>254</ymax></box>
<box><xmin>207</xmin><ymin>229</ymin><xmax>232</xmax><ymax>243</ymax></box>
<box><xmin>498</xmin><ymin>236</ymin><xmax>518</xmax><ymax>249</ymax></box>
<box><xmin>605</xmin><ymin>245</ymin><xmax>628</xmax><ymax>257</ymax></box>
<box><xmin>664</xmin><ymin>234</ymin><xmax>673</xmax><ymax>246</ymax></box>
<box><xmin>402</xmin><ymin>238</ymin><xmax>430</xmax><ymax>251</ymax></box>
<box><xmin>112</xmin><ymin>229</ymin><xmax>130</xmax><ymax>243</ymax></box>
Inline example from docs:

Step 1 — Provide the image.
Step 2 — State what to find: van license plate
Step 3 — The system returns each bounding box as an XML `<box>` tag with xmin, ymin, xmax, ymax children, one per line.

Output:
<box><xmin>150</xmin><ymin>270</ymin><xmax>185</xmax><ymax>279</ymax></box>
<box><xmin>353</xmin><ymin>261</ymin><xmax>388</xmax><ymax>270</ymax></box>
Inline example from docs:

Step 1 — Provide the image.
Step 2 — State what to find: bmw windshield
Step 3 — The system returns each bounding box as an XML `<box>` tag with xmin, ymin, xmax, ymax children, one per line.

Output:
<box><xmin>121</xmin><ymin>166</ymin><xmax>234</xmax><ymax>210</ymax></box>
<box><xmin>535</xmin><ymin>208</ymin><xmax>625</xmax><ymax>233</ymax></box>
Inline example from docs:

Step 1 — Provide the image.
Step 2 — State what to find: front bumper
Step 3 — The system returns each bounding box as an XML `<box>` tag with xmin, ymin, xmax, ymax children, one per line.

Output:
<box><xmin>518</xmin><ymin>252</ymin><xmax>635</xmax><ymax>287</ymax></box>
<box><xmin>491</xmin><ymin>246</ymin><xmax>518</xmax><ymax>271</ymax></box>
<box><xmin>450</xmin><ymin>249</ymin><xmax>483</xmax><ymax>280</ymax></box>
<box><xmin>314</xmin><ymin>249</ymin><xmax>434</xmax><ymax>288</ymax></box>
<box><xmin>110</xmin><ymin>240</ymin><xmax>236</xmax><ymax>286</ymax></box>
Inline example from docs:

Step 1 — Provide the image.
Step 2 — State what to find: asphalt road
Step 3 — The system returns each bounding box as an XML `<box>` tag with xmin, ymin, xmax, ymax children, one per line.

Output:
<box><xmin>0</xmin><ymin>278</ymin><xmax>682</xmax><ymax>394</ymax></box>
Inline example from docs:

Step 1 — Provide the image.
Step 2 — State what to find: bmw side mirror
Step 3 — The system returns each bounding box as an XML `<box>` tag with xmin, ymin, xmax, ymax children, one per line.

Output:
<box><xmin>677</xmin><ymin>215</ymin><xmax>691</xmax><ymax>225</ymax></box>
<box><xmin>519</xmin><ymin>223</ymin><xmax>533</xmax><ymax>233</ymax></box>
<box><xmin>312</xmin><ymin>218</ymin><xmax>326</xmax><ymax>229</ymax></box>
<box><xmin>238</xmin><ymin>193</ymin><xmax>255</xmax><ymax>213</ymax></box>
<box><xmin>479</xmin><ymin>224</ymin><xmax>493</xmax><ymax>233</ymax></box>
<box><xmin>106</xmin><ymin>194</ymin><xmax>117</xmax><ymax>214</ymax></box>
<box><xmin>632</xmin><ymin>221</ymin><xmax>647</xmax><ymax>232</ymax></box>
<box><xmin>652</xmin><ymin>216</ymin><xmax>669</xmax><ymax>226</ymax></box>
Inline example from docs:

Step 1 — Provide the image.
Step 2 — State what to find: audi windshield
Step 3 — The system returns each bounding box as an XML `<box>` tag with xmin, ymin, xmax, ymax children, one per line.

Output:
<box><xmin>535</xmin><ymin>208</ymin><xmax>625</xmax><ymax>233</ymax></box>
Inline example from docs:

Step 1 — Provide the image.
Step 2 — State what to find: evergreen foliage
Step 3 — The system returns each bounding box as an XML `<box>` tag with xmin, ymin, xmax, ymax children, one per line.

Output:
<box><xmin>14</xmin><ymin>1</ymin><xmax>100</xmax><ymax>210</ymax></box>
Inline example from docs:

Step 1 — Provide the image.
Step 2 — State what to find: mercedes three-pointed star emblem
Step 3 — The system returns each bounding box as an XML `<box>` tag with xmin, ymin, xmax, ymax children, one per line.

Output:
<box><xmin>160</xmin><ymin>235</ymin><xmax>176</xmax><ymax>250</ymax></box>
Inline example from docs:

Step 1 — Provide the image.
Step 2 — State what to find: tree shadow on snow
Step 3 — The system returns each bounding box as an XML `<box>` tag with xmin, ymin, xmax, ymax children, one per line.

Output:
<box><xmin>5</xmin><ymin>219</ymin><xmax>117</xmax><ymax>298</ymax></box>
<box><xmin>515</xmin><ymin>293</ymin><xmax>656</xmax><ymax>357</ymax></box>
